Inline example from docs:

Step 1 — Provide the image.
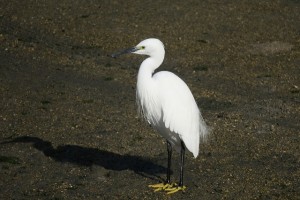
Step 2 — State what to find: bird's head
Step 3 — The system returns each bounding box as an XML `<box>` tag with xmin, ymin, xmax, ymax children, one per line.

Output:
<box><xmin>111</xmin><ymin>38</ymin><xmax>165</xmax><ymax>58</ymax></box>
<box><xmin>133</xmin><ymin>38</ymin><xmax>165</xmax><ymax>57</ymax></box>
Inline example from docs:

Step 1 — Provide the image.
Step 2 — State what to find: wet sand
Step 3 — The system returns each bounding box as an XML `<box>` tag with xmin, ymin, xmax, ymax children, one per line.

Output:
<box><xmin>0</xmin><ymin>1</ymin><xmax>299</xmax><ymax>199</ymax></box>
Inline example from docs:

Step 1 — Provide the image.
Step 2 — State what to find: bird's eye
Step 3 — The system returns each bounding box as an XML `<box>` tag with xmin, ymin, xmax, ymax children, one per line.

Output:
<box><xmin>141</xmin><ymin>46</ymin><xmax>145</xmax><ymax>49</ymax></box>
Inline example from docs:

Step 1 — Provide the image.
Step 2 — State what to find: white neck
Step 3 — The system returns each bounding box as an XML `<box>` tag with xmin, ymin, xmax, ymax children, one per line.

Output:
<box><xmin>135</xmin><ymin>45</ymin><xmax>165</xmax><ymax>124</ymax></box>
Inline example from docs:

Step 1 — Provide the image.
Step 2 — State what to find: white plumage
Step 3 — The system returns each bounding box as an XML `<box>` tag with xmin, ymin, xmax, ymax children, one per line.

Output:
<box><xmin>111</xmin><ymin>38</ymin><xmax>209</xmax><ymax>193</ymax></box>
<box><xmin>134</xmin><ymin>38</ymin><xmax>208</xmax><ymax>158</ymax></box>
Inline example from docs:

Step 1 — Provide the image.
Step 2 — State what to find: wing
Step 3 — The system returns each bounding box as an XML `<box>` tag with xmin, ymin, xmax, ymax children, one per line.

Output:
<box><xmin>153</xmin><ymin>71</ymin><xmax>208</xmax><ymax>158</ymax></box>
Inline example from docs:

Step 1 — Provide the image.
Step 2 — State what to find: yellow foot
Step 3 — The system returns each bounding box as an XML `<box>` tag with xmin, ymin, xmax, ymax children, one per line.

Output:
<box><xmin>149</xmin><ymin>183</ymin><xmax>186</xmax><ymax>194</ymax></box>
<box><xmin>165</xmin><ymin>185</ymin><xmax>186</xmax><ymax>194</ymax></box>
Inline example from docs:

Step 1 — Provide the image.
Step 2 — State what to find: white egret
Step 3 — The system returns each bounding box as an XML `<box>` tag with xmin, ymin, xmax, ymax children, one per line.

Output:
<box><xmin>111</xmin><ymin>38</ymin><xmax>209</xmax><ymax>194</ymax></box>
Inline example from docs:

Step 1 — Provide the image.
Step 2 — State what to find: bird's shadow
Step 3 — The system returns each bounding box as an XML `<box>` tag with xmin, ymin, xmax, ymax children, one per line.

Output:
<box><xmin>1</xmin><ymin>136</ymin><xmax>167</xmax><ymax>181</ymax></box>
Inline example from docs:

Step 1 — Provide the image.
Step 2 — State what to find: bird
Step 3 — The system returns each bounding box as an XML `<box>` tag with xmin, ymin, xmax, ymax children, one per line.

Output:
<box><xmin>111</xmin><ymin>38</ymin><xmax>209</xmax><ymax>194</ymax></box>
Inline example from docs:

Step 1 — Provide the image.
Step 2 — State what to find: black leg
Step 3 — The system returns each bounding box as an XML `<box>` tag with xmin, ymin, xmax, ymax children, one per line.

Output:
<box><xmin>179</xmin><ymin>140</ymin><xmax>185</xmax><ymax>187</ymax></box>
<box><xmin>166</xmin><ymin>141</ymin><xmax>172</xmax><ymax>184</ymax></box>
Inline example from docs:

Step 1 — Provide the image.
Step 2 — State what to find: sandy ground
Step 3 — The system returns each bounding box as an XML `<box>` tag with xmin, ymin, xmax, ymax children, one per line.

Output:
<box><xmin>0</xmin><ymin>0</ymin><xmax>299</xmax><ymax>199</ymax></box>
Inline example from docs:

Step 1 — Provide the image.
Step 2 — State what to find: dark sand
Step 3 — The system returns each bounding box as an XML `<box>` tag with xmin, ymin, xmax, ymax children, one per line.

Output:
<box><xmin>0</xmin><ymin>1</ymin><xmax>299</xmax><ymax>199</ymax></box>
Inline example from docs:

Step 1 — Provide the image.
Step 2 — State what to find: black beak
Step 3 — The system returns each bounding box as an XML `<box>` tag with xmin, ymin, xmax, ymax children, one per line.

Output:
<box><xmin>111</xmin><ymin>47</ymin><xmax>138</xmax><ymax>58</ymax></box>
